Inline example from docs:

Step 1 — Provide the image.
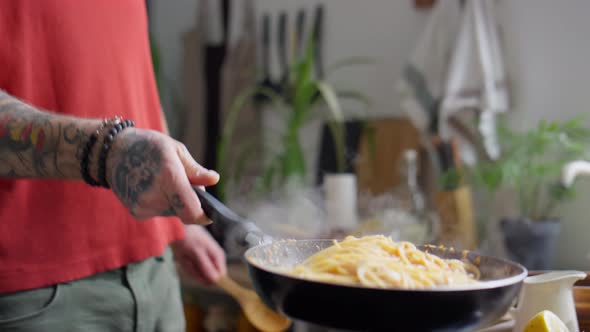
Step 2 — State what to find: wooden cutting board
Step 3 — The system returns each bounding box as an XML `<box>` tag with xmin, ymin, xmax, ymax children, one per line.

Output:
<box><xmin>355</xmin><ymin>118</ymin><xmax>422</xmax><ymax>195</ymax></box>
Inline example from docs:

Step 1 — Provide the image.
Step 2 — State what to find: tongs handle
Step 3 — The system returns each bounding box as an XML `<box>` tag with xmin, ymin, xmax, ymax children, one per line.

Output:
<box><xmin>192</xmin><ymin>186</ymin><xmax>271</xmax><ymax>253</ymax></box>
<box><xmin>192</xmin><ymin>186</ymin><xmax>245</xmax><ymax>225</ymax></box>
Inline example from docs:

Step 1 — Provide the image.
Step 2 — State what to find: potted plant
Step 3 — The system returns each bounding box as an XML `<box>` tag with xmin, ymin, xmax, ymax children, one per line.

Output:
<box><xmin>216</xmin><ymin>40</ymin><xmax>371</xmax><ymax>194</ymax></box>
<box><xmin>446</xmin><ymin>117</ymin><xmax>590</xmax><ymax>269</ymax></box>
<box><xmin>215</xmin><ymin>40</ymin><xmax>372</xmax><ymax>235</ymax></box>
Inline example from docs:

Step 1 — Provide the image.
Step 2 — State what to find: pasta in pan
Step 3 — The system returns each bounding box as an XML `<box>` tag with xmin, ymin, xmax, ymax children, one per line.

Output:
<box><xmin>289</xmin><ymin>235</ymin><xmax>479</xmax><ymax>289</ymax></box>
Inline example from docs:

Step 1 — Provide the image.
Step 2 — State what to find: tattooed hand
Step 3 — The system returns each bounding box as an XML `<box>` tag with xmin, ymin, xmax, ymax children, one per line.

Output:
<box><xmin>106</xmin><ymin>128</ymin><xmax>219</xmax><ymax>225</ymax></box>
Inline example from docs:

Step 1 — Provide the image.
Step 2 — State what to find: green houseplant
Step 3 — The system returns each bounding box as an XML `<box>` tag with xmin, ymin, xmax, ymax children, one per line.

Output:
<box><xmin>447</xmin><ymin>116</ymin><xmax>590</xmax><ymax>269</ymax></box>
<box><xmin>216</xmin><ymin>41</ymin><xmax>372</xmax><ymax>203</ymax></box>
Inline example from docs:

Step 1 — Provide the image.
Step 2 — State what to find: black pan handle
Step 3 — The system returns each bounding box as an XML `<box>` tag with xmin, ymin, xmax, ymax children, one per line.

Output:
<box><xmin>193</xmin><ymin>186</ymin><xmax>245</xmax><ymax>225</ymax></box>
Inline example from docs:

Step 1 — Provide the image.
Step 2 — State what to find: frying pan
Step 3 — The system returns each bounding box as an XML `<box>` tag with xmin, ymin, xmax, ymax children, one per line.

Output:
<box><xmin>194</xmin><ymin>187</ymin><xmax>527</xmax><ymax>331</ymax></box>
<box><xmin>246</xmin><ymin>241</ymin><xmax>525</xmax><ymax>331</ymax></box>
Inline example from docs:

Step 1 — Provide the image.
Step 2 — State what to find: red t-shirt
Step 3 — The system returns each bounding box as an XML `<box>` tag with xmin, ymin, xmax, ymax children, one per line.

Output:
<box><xmin>0</xmin><ymin>0</ymin><xmax>185</xmax><ymax>293</ymax></box>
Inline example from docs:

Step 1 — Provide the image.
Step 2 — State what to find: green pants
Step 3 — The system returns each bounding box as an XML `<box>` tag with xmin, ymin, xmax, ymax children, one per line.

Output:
<box><xmin>0</xmin><ymin>248</ymin><xmax>185</xmax><ymax>332</ymax></box>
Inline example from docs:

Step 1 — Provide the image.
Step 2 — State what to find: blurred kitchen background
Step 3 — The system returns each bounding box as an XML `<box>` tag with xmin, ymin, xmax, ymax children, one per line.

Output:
<box><xmin>146</xmin><ymin>0</ymin><xmax>590</xmax><ymax>331</ymax></box>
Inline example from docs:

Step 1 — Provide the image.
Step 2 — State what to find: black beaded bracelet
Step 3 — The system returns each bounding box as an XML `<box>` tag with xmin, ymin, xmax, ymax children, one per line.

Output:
<box><xmin>80</xmin><ymin>133</ymin><xmax>100</xmax><ymax>186</ymax></box>
<box><xmin>80</xmin><ymin>118</ymin><xmax>112</xmax><ymax>187</ymax></box>
<box><xmin>97</xmin><ymin>119</ymin><xmax>135</xmax><ymax>188</ymax></box>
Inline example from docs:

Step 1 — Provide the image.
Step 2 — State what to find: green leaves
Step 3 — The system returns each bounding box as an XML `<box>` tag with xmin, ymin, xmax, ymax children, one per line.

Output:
<box><xmin>475</xmin><ymin>164</ymin><xmax>504</xmax><ymax>190</ymax></box>
<box><xmin>452</xmin><ymin>116</ymin><xmax>590</xmax><ymax>220</ymax></box>
<box><xmin>548</xmin><ymin>182</ymin><xmax>576</xmax><ymax>202</ymax></box>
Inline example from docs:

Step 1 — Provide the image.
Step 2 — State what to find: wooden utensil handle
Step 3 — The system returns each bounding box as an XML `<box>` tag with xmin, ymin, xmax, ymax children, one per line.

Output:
<box><xmin>217</xmin><ymin>275</ymin><xmax>250</xmax><ymax>299</ymax></box>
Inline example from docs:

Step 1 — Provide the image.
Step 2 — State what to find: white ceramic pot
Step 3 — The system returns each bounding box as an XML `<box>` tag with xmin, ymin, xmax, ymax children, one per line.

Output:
<box><xmin>324</xmin><ymin>173</ymin><xmax>358</xmax><ymax>231</ymax></box>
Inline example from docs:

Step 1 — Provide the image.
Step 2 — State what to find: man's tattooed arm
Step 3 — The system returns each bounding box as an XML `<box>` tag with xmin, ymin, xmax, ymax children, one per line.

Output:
<box><xmin>0</xmin><ymin>90</ymin><xmax>100</xmax><ymax>178</ymax></box>
<box><xmin>0</xmin><ymin>91</ymin><xmax>218</xmax><ymax>224</ymax></box>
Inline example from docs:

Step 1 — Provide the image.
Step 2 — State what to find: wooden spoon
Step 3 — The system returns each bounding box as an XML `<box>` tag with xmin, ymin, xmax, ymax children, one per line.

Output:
<box><xmin>217</xmin><ymin>275</ymin><xmax>291</xmax><ymax>332</ymax></box>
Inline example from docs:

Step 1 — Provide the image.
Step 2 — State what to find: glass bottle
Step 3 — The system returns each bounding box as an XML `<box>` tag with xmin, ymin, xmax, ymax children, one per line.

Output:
<box><xmin>395</xmin><ymin>149</ymin><xmax>439</xmax><ymax>244</ymax></box>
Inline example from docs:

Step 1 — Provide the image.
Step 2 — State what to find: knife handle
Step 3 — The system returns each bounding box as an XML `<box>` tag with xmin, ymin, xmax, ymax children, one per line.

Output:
<box><xmin>312</xmin><ymin>4</ymin><xmax>324</xmax><ymax>79</ymax></box>
<box><xmin>296</xmin><ymin>9</ymin><xmax>306</xmax><ymax>57</ymax></box>
<box><xmin>261</xmin><ymin>14</ymin><xmax>271</xmax><ymax>76</ymax></box>
<box><xmin>277</xmin><ymin>12</ymin><xmax>289</xmax><ymax>74</ymax></box>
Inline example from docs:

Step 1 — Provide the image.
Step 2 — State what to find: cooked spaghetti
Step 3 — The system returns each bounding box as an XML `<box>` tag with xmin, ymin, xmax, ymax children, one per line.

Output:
<box><xmin>289</xmin><ymin>235</ymin><xmax>480</xmax><ymax>289</ymax></box>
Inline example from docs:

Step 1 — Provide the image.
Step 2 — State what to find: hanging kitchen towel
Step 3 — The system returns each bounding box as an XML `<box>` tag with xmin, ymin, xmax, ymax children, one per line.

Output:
<box><xmin>439</xmin><ymin>0</ymin><xmax>509</xmax><ymax>162</ymax></box>
<box><xmin>397</xmin><ymin>0</ymin><xmax>462</xmax><ymax>138</ymax></box>
<box><xmin>398</xmin><ymin>0</ymin><xmax>509</xmax><ymax>165</ymax></box>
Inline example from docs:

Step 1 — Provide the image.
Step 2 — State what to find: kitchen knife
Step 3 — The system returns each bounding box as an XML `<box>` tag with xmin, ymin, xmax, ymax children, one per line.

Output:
<box><xmin>312</xmin><ymin>4</ymin><xmax>324</xmax><ymax>80</ymax></box>
<box><xmin>254</xmin><ymin>14</ymin><xmax>276</xmax><ymax>104</ymax></box>
<box><xmin>295</xmin><ymin>8</ymin><xmax>306</xmax><ymax>59</ymax></box>
<box><xmin>277</xmin><ymin>11</ymin><xmax>289</xmax><ymax>94</ymax></box>
<box><xmin>261</xmin><ymin>14</ymin><xmax>271</xmax><ymax>87</ymax></box>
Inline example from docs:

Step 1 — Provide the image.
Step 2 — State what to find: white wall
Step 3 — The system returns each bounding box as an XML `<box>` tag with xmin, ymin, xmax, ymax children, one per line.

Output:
<box><xmin>498</xmin><ymin>0</ymin><xmax>590</xmax><ymax>269</ymax></box>
<box><xmin>151</xmin><ymin>0</ymin><xmax>198</xmax><ymax>93</ymax></box>
<box><xmin>150</xmin><ymin>0</ymin><xmax>199</xmax><ymax>136</ymax></box>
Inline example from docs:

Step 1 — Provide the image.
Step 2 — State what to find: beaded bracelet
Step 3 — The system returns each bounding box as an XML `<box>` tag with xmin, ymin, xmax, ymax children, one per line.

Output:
<box><xmin>97</xmin><ymin>119</ymin><xmax>135</xmax><ymax>188</ymax></box>
<box><xmin>80</xmin><ymin>118</ymin><xmax>117</xmax><ymax>187</ymax></box>
<box><xmin>80</xmin><ymin>133</ymin><xmax>100</xmax><ymax>186</ymax></box>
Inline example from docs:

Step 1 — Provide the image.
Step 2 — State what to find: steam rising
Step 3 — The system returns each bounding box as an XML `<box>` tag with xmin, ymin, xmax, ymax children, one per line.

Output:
<box><xmin>229</xmin><ymin>186</ymin><xmax>327</xmax><ymax>239</ymax></box>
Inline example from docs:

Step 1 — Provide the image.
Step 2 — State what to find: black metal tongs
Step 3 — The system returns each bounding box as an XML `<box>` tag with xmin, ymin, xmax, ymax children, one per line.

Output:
<box><xmin>192</xmin><ymin>186</ymin><xmax>271</xmax><ymax>259</ymax></box>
